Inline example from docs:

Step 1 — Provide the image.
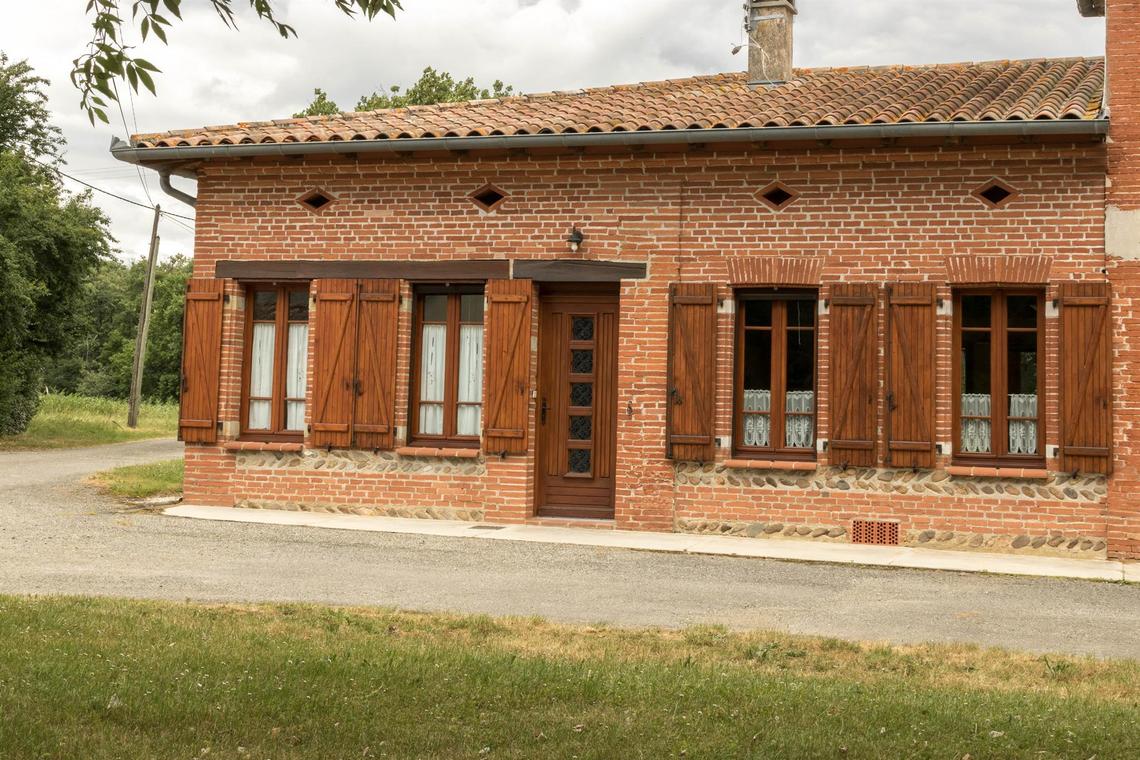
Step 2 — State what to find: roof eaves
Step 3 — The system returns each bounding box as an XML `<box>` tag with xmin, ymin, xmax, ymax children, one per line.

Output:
<box><xmin>112</xmin><ymin>119</ymin><xmax>1109</xmax><ymax>166</ymax></box>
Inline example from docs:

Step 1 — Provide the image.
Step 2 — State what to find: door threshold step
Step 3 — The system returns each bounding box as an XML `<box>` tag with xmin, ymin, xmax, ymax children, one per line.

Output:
<box><xmin>529</xmin><ymin>515</ymin><xmax>616</xmax><ymax>530</ymax></box>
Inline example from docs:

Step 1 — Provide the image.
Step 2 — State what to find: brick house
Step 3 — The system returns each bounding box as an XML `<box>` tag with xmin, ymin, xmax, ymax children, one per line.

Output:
<box><xmin>112</xmin><ymin>0</ymin><xmax>1140</xmax><ymax>561</ymax></box>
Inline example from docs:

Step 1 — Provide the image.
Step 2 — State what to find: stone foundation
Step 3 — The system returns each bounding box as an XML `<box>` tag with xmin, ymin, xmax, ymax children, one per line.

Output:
<box><xmin>674</xmin><ymin>463</ymin><xmax>1106</xmax><ymax>503</ymax></box>
<box><xmin>677</xmin><ymin>517</ymin><xmax>847</xmax><ymax>541</ymax></box>
<box><xmin>676</xmin><ymin>517</ymin><xmax>1106</xmax><ymax>558</ymax></box>
<box><xmin>238</xmin><ymin>499</ymin><xmax>485</xmax><ymax>522</ymax></box>
<box><xmin>235</xmin><ymin>448</ymin><xmax>488</xmax><ymax>476</ymax></box>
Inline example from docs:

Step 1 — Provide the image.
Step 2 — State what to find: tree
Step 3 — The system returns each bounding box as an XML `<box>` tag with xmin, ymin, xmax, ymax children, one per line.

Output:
<box><xmin>74</xmin><ymin>0</ymin><xmax>404</xmax><ymax>124</ymax></box>
<box><xmin>44</xmin><ymin>254</ymin><xmax>192</xmax><ymax>402</ymax></box>
<box><xmin>294</xmin><ymin>67</ymin><xmax>514</xmax><ymax>117</ymax></box>
<box><xmin>0</xmin><ymin>55</ymin><xmax>110</xmax><ymax>433</ymax></box>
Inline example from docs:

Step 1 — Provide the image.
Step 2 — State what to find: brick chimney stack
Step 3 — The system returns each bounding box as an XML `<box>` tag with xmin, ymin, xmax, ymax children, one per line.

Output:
<box><xmin>747</xmin><ymin>1</ymin><xmax>797</xmax><ymax>86</ymax></box>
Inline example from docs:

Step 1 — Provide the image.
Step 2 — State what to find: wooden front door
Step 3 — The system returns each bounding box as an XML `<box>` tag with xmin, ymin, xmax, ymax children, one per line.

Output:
<box><xmin>536</xmin><ymin>286</ymin><xmax>619</xmax><ymax>519</ymax></box>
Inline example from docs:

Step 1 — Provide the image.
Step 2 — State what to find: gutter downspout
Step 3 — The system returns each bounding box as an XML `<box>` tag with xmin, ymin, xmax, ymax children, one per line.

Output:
<box><xmin>158</xmin><ymin>168</ymin><xmax>197</xmax><ymax>208</ymax></box>
<box><xmin>109</xmin><ymin>120</ymin><xmax>1110</xmax><ymax>166</ymax></box>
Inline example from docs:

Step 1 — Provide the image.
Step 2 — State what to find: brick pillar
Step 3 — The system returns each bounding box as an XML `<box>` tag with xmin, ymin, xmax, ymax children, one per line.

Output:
<box><xmin>1105</xmin><ymin>1</ymin><xmax>1140</xmax><ymax>559</ymax></box>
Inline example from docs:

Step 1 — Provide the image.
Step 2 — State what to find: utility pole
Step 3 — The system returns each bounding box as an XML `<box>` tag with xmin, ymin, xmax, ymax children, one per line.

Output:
<box><xmin>127</xmin><ymin>205</ymin><xmax>161</xmax><ymax>428</ymax></box>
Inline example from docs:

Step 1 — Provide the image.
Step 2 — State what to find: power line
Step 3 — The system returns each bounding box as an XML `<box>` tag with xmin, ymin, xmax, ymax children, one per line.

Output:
<box><xmin>35</xmin><ymin>158</ymin><xmax>196</xmax><ymax>222</ymax></box>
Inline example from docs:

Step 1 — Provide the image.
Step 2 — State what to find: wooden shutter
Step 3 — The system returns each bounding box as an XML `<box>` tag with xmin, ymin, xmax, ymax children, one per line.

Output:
<box><xmin>311</xmin><ymin>279</ymin><xmax>357</xmax><ymax>449</ymax></box>
<box><xmin>353</xmin><ymin>279</ymin><xmax>399</xmax><ymax>450</ymax></box>
<box><xmin>886</xmin><ymin>283</ymin><xmax>936</xmax><ymax>468</ymax></box>
<box><xmin>1060</xmin><ymin>282</ymin><xmax>1112</xmax><ymax>474</ymax></box>
<box><xmin>667</xmin><ymin>283</ymin><xmax>717</xmax><ymax>461</ymax></box>
<box><xmin>178</xmin><ymin>278</ymin><xmax>225</xmax><ymax>443</ymax></box>
<box><xmin>828</xmin><ymin>284</ymin><xmax>878</xmax><ymax>467</ymax></box>
<box><xmin>484</xmin><ymin>279</ymin><xmax>532</xmax><ymax>455</ymax></box>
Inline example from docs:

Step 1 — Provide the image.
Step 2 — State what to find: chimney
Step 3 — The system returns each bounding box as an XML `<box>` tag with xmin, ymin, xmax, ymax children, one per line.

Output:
<box><xmin>747</xmin><ymin>0</ymin><xmax>797</xmax><ymax>85</ymax></box>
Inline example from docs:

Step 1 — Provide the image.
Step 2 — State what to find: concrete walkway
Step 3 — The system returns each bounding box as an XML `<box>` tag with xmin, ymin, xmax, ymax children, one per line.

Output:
<box><xmin>3</xmin><ymin>439</ymin><xmax>1140</xmax><ymax>658</ymax></box>
<box><xmin>168</xmin><ymin>505</ymin><xmax>1136</xmax><ymax>583</ymax></box>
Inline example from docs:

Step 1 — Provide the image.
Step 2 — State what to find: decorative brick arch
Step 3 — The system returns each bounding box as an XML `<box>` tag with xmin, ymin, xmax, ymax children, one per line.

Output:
<box><xmin>945</xmin><ymin>255</ymin><xmax>1053</xmax><ymax>285</ymax></box>
<box><xmin>726</xmin><ymin>256</ymin><xmax>823</xmax><ymax>286</ymax></box>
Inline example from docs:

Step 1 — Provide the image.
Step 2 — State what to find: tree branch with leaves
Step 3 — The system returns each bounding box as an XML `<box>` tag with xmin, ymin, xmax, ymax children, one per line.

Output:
<box><xmin>73</xmin><ymin>0</ymin><xmax>404</xmax><ymax>124</ymax></box>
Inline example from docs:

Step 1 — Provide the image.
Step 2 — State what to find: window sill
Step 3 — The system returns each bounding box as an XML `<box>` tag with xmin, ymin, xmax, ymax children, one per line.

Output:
<box><xmin>396</xmin><ymin>446</ymin><xmax>482</xmax><ymax>459</ymax></box>
<box><xmin>724</xmin><ymin>458</ymin><xmax>817</xmax><ymax>472</ymax></box>
<box><xmin>223</xmin><ymin>440</ymin><xmax>304</xmax><ymax>453</ymax></box>
<box><xmin>945</xmin><ymin>465</ymin><xmax>1051</xmax><ymax>480</ymax></box>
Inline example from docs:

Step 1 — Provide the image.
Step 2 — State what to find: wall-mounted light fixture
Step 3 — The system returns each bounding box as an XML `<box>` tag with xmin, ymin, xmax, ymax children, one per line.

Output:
<box><xmin>566</xmin><ymin>226</ymin><xmax>584</xmax><ymax>253</ymax></box>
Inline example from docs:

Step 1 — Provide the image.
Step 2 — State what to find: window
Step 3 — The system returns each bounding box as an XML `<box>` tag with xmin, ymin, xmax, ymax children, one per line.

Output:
<box><xmin>242</xmin><ymin>284</ymin><xmax>310</xmax><ymax>438</ymax></box>
<box><xmin>954</xmin><ymin>290</ymin><xmax>1043</xmax><ymax>463</ymax></box>
<box><xmin>734</xmin><ymin>291</ymin><xmax>817</xmax><ymax>458</ymax></box>
<box><xmin>410</xmin><ymin>287</ymin><xmax>485</xmax><ymax>444</ymax></box>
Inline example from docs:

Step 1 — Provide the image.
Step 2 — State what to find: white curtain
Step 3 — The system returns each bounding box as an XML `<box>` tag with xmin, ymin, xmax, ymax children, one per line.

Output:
<box><xmin>456</xmin><ymin>324</ymin><xmax>484</xmax><ymax>436</ymax></box>
<box><xmin>248</xmin><ymin>323</ymin><xmax>275</xmax><ymax>429</ymax></box>
<box><xmin>743</xmin><ymin>389</ymin><xmax>770</xmax><ymax>447</ymax></box>
<box><xmin>961</xmin><ymin>393</ymin><xmax>992</xmax><ymax>453</ymax></box>
<box><xmin>419</xmin><ymin>323</ymin><xmax>446</xmax><ymax>435</ymax></box>
<box><xmin>285</xmin><ymin>323</ymin><xmax>308</xmax><ymax>431</ymax></box>
<box><xmin>785</xmin><ymin>390</ymin><xmax>815</xmax><ymax>449</ymax></box>
<box><xmin>1008</xmin><ymin>393</ymin><xmax>1038</xmax><ymax>455</ymax></box>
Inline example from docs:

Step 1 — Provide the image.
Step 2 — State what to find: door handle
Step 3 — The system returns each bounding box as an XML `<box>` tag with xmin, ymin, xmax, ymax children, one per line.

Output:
<box><xmin>540</xmin><ymin>398</ymin><xmax>548</xmax><ymax>424</ymax></box>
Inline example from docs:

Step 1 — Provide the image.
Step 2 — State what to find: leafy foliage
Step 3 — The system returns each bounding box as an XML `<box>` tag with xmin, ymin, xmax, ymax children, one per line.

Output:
<box><xmin>43</xmin><ymin>254</ymin><xmax>192</xmax><ymax>403</ymax></box>
<box><xmin>74</xmin><ymin>0</ymin><xmax>404</xmax><ymax>123</ymax></box>
<box><xmin>0</xmin><ymin>154</ymin><xmax>111</xmax><ymax>434</ymax></box>
<box><xmin>0</xmin><ymin>54</ymin><xmax>63</xmax><ymax>161</ymax></box>
<box><xmin>294</xmin><ymin>67</ymin><xmax>514</xmax><ymax>117</ymax></box>
<box><xmin>0</xmin><ymin>56</ymin><xmax>112</xmax><ymax>434</ymax></box>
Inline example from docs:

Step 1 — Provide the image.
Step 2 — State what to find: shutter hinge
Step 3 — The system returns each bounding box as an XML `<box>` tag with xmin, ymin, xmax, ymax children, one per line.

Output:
<box><xmin>223</xmin><ymin>293</ymin><xmax>230</xmax><ymax>304</ymax></box>
<box><xmin>935</xmin><ymin>443</ymin><xmax>943</xmax><ymax>454</ymax></box>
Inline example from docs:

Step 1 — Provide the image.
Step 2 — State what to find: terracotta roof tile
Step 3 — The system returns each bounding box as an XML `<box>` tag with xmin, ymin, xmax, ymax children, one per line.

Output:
<box><xmin>131</xmin><ymin>57</ymin><xmax>1105</xmax><ymax>149</ymax></box>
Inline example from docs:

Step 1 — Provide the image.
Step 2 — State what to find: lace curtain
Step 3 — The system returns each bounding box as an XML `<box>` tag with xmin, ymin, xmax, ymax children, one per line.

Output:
<box><xmin>741</xmin><ymin>390</ymin><xmax>814</xmax><ymax>448</ymax></box>
<box><xmin>248</xmin><ymin>323</ymin><xmax>275</xmax><ymax>429</ymax></box>
<box><xmin>785</xmin><ymin>390</ymin><xmax>815</xmax><ymax>448</ymax></box>
<box><xmin>1008</xmin><ymin>393</ymin><xmax>1038</xmax><ymax>455</ymax></box>
<box><xmin>960</xmin><ymin>394</ymin><xmax>1037</xmax><ymax>455</ymax></box>
<box><xmin>285</xmin><ymin>323</ymin><xmax>308</xmax><ymax>431</ymax></box>
<box><xmin>418</xmin><ymin>324</ymin><xmax>446</xmax><ymax>435</ymax></box>
<box><xmin>742</xmin><ymin>389</ymin><xmax>771</xmax><ymax>447</ymax></box>
<box><xmin>960</xmin><ymin>393</ymin><xmax>991</xmax><ymax>453</ymax></box>
<box><xmin>456</xmin><ymin>324</ymin><xmax>483</xmax><ymax>436</ymax></box>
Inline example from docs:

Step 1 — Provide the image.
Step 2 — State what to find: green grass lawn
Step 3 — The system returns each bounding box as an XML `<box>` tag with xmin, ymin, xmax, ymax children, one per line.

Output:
<box><xmin>88</xmin><ymin>458</ymin><xmax>183</xmax><ymax>498</ymax></box>
<box><xmin>0</xmin><ymin>597</ymin><xmax>1135</xmax><ymax>759</ymax></box>
<box><xmin>0</xmin><ymin>392</ymin><xmax>178</xmax><ymax>450</ymax></box>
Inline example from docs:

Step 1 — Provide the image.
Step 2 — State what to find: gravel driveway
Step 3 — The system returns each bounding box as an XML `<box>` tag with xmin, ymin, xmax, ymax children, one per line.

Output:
<box><xmin>1</xmin><ymin>439</ymin><xmax>1137</xmax><ymax>658</ymax></box>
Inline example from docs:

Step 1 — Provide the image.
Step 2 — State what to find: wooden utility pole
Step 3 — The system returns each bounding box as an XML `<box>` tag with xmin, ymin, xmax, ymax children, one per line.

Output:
<box><xmin>127</xmin><ymin>205</ymin><xmax>161</xmax><ymax>428</ymax></box>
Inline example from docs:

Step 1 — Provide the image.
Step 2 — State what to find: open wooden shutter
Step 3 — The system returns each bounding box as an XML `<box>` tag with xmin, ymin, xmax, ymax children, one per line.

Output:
<box><xmin>828</xmin><ymin>284</ymin><xmax>878</xmax><ymax>467</ymax></box>
<box><xmin>178</xmin><ymin>278</ymin><xmax>225</xmax><ymax>443</ymax></box>
<box><xmin>352</xmin><ymin>279</ymin><xmax>399</xmax><ymax>450</ymax></box>
<box><xmin>1060</xmin><ymin>282</ymin><xmax>1112</xmax><ymax>474</ymax></box>
<box><xmin>886</xmin><ymin>283</ymin><xmax>936</xmax><ymax>468</ymax></box>
<box><xmin>667</xmin><ymin>283</ymin><xmax>717</xmax><ymax>461</ymax></box>
<box><xmin>311</xmin><ymin>279</ymin><xmax>358</xmax><ymax>449</ymax></box>
<box><xmin>484</xmin><ymin>279</ymin><xmax>532</xmax><ymax>455</ymax></box>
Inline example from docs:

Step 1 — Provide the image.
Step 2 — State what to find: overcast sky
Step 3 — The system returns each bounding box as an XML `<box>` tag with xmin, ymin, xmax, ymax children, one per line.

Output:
<box><xmin>0</xmin><ymin>0</ymin><xmax>1106</xmax><ymax>260</ymax></box>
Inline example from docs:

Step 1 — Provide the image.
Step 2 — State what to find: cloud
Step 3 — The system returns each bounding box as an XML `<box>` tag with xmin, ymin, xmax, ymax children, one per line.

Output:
<box><xmin>0</xmin><ymin>0</ymin><xmax>1105</xmax><ymax>261</ymax></box>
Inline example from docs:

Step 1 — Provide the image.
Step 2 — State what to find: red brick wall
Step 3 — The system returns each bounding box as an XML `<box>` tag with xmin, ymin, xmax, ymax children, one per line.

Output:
<box><xmin>183</xmin><ymin>140</ymin><xmax>1116</xmax><ymax>549</ymax></box>
<box><xmin>1106</xmin><ymin>0</ymin><xmax>1140</xmax><ymax>560</ymax></box>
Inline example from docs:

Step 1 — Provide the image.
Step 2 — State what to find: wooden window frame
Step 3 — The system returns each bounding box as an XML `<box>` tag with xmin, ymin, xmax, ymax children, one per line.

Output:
<box><xmin>732</xmin><ymin>289</ymin><xmax>818</xmax><ymax>461</ymax></box>
<box><xmin>952</xmin><ymin>288</ymin><xmax>1046</xmax><ymax>467</ymax></box>
<box><xmin>240</xmin><ymin>283</ymin><xmax>311</xmax><ymax>442</ymax></box>
<box><xmin>409</xmin><ymin>284</ymin><xmax>485</xmax><ymax>448</ymax></box>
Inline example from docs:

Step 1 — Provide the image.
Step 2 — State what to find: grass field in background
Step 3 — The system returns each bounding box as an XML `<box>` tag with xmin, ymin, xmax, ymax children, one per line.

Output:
<box><xmin>0</xmin><ymin>393</ymin><xmax>178</xmax><ymax>450</ymax></box>
<box><xmin>88</xmin><ymin>458</ymin><xmax>183</xmax><ymax>498</ymax></box>
<box><xmin>0</xmin><ymin>597</ymin><xmax>1136</xmax><ymax>759</ymax></box>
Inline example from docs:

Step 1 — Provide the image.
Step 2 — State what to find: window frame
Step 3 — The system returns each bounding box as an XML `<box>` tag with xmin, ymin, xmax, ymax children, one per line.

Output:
<box><xmin>408</xmin><ymin>284</ymin><xmax>485</xmax><ymax>448</ymax></box>
<box><xmin>732</xmin><ymin>289</ymin><xmax>819</xmax><ymax>461</ymax></box>
<box><xmin>952</xmin><ymin>288</ymin><xmax>1046</xmax><ymax>467</ymax></box>
<box><xmin>239</xmin><ymin>282</ymin><xmax>311</xmax><ymax>441</ymax></box>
